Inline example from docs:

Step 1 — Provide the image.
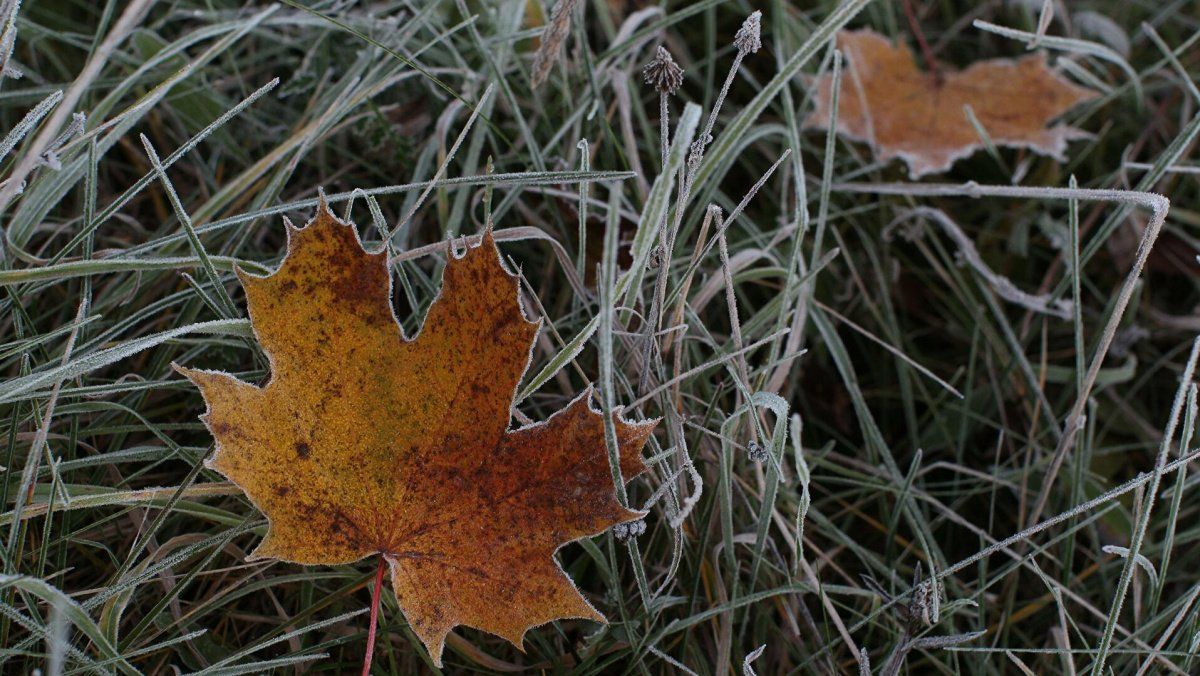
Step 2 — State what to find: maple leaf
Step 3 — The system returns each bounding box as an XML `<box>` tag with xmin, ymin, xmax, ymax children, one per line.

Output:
<box><xmin>804</xmin><ymin>28</ymin><xmax>1098</xmax><ymax>178</ymax></box>
<box><xmin>175</xmin><ymin>203</ymin><xmax>655</xmax><ymax>666</ymax></box>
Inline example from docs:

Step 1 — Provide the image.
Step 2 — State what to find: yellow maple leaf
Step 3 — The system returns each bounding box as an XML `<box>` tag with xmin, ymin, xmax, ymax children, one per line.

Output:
<box><xmin>175</xmin><ymin>202</ymin><xmax>655</xmax><ymax>666</ymax></box>
<box><xmin>805</xmin><ymin>28</ymin><xmax>1098</xmax><ymax>178</ymax></box>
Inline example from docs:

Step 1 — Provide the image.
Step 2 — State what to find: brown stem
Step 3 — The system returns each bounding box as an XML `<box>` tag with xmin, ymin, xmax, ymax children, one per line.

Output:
<box><xmin>361</xmin><ymin>556</ymin><xmax>387</xmax><ymax>676</ymax></box>
<box><xmin>902</xmin><ymin>0</ymin><xmax>942</xmax><ymax>85</ymax></box>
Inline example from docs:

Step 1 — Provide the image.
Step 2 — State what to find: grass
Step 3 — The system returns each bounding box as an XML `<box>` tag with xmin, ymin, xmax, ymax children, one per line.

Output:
<box><xmin>2</xmin><ymin>0</ymin><xmax>1200</xmax><ymax>673</ymax></box>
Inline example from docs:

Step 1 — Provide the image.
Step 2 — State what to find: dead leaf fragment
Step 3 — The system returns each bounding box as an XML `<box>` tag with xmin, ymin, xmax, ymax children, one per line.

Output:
<box><xmin>805</xmin><ymin>29</ymin><xmax>1097</xmax><ymax>178</ymax></box>
<box><xmin>176</xmin><ymin>203</ymin><xmax>655</xmax><ymax>666</ymax></box>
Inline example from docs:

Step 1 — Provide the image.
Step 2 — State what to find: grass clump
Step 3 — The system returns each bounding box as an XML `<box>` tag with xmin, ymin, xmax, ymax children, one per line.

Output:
<box><xmin>3</xmin><ymin>0</ymin><xmax>1200</xmax><ymax>673</ymax></box>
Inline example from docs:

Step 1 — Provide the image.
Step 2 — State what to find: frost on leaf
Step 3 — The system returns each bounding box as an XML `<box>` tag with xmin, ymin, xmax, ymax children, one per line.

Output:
<box><xmin>175</xmin><ymin>203</ymin><xmax>655</xmax><ymax>666</ymax></box>
<box><xmin>804</xmin><ymin>29</ymin><xmax>1097</xmax><ymax>178</ymax></box>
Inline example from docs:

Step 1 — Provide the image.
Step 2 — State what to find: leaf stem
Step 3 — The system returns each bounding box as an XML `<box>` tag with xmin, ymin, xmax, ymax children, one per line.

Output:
<box><xmin>362</xmin><ymin>556</ymin><xmax>386</xmax><ymax>676</ymax></box>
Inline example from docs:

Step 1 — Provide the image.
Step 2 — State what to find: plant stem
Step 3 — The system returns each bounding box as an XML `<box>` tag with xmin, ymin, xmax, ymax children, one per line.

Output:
<box><xmin>659</xmin><ymin>92</ymin><xmax>669</xmax><ymax>168</ymax></box>
<box><xmin>362</xmin><ymin>556</ymin><xmax>387</xmax><ymax>676</ymax></box>
<box><xmin>901</xmin><ymin>0</ymin><xmax>942</xmax><ymax>85</ymax></box>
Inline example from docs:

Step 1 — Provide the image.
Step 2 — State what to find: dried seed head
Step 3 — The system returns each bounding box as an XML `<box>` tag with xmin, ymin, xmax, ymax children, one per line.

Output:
<box><xmin>613</xmin><ymin>519</ymin><xmax>647</xmax><ymax>542</ymax></box>
<box><xmin>686</xmin><ymin>135</ymin><xmax>711</xmax><ymax>171</ymax></box>
<box><xmin>747</xmin><ymin>441</ymin><xmax>768</xmax><ymax>463</ymax></box>
<box><xmin>897</xmin><ymin>562</ymin><xmax>942</xmax><ymax>629</ymax></box>
<box><xmin>643</xmin><ymin>46</ymin><xmax>684</xmax><ymax>95</ymax></box>
<box><xmin>612</xmin><ymin>522</ymin><xmax>628</xmax><ymax>540</ymax></box>
<box><xmin>530</xmin><ymin>0</ymin><xmax>579</xmax><ymax>89</ymax></box>
<box><xmin>647</xmin><ymin>244</ymin><xmax>664</xmax><ymax>269</ymax></box>
<box><xmin>734</xmin><ymin>11</ymin><xmax>762</xmax><ymax>55</ymax></box>
<box><xmin>909</xmin><ymin>579</ymin><xmax>937</xmax><ymax>627</ymax></box>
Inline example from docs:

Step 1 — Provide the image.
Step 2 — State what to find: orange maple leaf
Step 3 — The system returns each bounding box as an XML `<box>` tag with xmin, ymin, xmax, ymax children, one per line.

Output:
<box><xmin>175</xmin><ymin>203</ymin><xmax>655</xmax><ymax>666</ymax></box>
<box><xmin>805</xmin><ymin>29</ymin><xmax>1097</xmax><ymax>178</ymax></box>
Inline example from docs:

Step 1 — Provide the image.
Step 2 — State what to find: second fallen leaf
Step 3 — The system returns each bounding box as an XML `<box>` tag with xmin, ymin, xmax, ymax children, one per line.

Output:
<box><xmin>805</xmin><ymin>28</ymin><xmax>1098</xmax><ymax>178</ymax></box>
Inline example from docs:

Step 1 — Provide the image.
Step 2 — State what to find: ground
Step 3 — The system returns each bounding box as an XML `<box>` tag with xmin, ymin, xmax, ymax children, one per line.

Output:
<box><xmin>1</xmin><ymin>1</ymin><xmax>1199</xmax><ymax>674</ymax></box>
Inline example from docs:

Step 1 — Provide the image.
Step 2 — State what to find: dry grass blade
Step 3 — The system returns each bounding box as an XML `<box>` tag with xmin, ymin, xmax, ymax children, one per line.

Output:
<box><xmin>4</xmin><ymin>3</ymin><xmax>1200</xmax><ymax>674</ymax></box>
<box><xmin>530</xmin><ymin>0</ymin><xmax>579</xmax><ymax>90</ymax></box>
